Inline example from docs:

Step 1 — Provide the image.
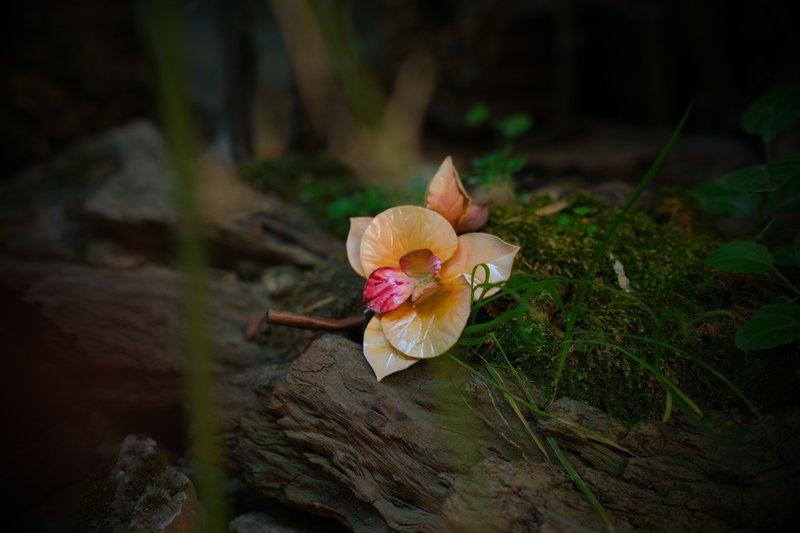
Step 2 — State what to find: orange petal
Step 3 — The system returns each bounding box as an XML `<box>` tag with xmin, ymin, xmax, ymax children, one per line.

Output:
<box><xmin>381</xmin><ymin>276</ymin><xmax>472</xmax><ymax>358</ymax></box>
<box><xmin>455</xmin><ymin>203</ymin><xmax>489</xmax><ymax>233</ymax></box>
<box><xmin>347</xmin><ymin>217</ymin><xmax>373</xmax><ymax>277</ymax></box>
<box><xmin>425</xmin><ymin>156</ymin><xmax>472</xmax><ymax>228</ymax></box>
<box><xmin>359</xmin><ymin>206</ymin><xmax>457</xmax><ymax>277</ymax></box>
<box><xmin>440</xmin><ymin>233</ymin><xmax>519</xmax><ymax>300</ymax></box>
<box><xmin>363</xmin><ymin>315</ymin><xmax>420</xmax><ymax>381</ymax></box>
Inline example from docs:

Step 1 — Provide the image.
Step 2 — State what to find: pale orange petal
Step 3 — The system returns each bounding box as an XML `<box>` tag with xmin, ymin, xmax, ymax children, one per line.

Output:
<box><xmin>359</xmin><ymin>206</ymin><xmax>457</xmax><ymax>277</ymax></box>
<box><xmin>381</xmin><ymin>276</ymin><xmax>472</xmax><ymax>358</ymax></box>
<box><xmin>455</xmin><ymin>203</ymin><xmax>489</xmax><ymax>233</ymax></box>
<box><xmin>425</xmin><ymin>156</ymin><xmax>471</xmax><ymax>228</ymax></box>
<box><xmin>347</xmin><ymin>217</ymin><xmax>373</xmax><ymax>277</ymax></box>
<box><xmin>440</xmin><ymin>233</ymin><xmax>519</xmax><ymax>300</ymax></box>
<box><xmin>363</xmin><ymin>315</ymin><xmax>420</xmax><ymax>381</ymax></box>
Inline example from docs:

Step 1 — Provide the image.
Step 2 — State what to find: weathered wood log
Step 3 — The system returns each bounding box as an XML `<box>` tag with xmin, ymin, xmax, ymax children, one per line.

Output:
<box><xmin>4</xmin><ymin>255</ymin><xmax>796</xmax><ymax>531</ymax></box>
<box><xmin>0</xmin><ymin>257</ymin><xmax>287</xmax><ymax>525</ymax></box>
<box><xmin>228</xmin><ymin>334</ymin><xmax>800</xmax><ymax>532</ymax></box>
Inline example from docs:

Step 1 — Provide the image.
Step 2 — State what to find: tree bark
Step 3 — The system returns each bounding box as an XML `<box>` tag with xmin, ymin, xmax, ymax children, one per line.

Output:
<box><xmin>227</xmin><ymin>334</ymin><xmax>800</xmax><ymax>532</ymax></box>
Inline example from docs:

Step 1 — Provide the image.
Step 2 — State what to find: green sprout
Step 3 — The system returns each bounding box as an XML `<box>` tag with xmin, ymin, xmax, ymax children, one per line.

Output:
<box><xmin>463</xmin><ymin>104</ymin><xmax>532</xmax><ymax>190</ymax></box>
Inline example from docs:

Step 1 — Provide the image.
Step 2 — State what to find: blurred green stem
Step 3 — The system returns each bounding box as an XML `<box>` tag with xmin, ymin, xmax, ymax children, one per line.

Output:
<box><xmin>142</xmin><ymin>1</ymin><xmax>226</xmax><ymax>531</ymax></box>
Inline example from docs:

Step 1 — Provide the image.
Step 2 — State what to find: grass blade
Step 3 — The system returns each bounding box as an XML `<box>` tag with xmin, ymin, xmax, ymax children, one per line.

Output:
<box><xmin>553</xmin><ymin>103</ymin><xmax>693</xmax><ymax>398</ymax></box>
<box><xmin>547</xmin><ymin>437</ymin><xmax>616</xmax><ymax>532</ymax></box>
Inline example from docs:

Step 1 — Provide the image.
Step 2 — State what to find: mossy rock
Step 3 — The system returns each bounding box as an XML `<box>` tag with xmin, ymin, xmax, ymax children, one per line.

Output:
<box><xmin>477</xmin><ymin>190</ymin><xmax>799</xmax><ymax>423</ymax></box>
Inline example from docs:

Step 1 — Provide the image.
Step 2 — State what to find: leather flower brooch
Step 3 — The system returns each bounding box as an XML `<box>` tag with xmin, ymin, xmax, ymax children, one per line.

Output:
<box><xmin>347</xmin><ymin>157</ymin><xmax>519</xmax><ymax>380</ymax></box>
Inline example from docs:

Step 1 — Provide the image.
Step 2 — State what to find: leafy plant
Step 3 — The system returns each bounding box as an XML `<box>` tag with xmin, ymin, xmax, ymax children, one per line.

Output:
<box><xmin>463</xmin><ymin>104</ymin><xmax>532</xmax><ymax>189</ymax></box>
<box><xmin>696</xmin><ymin>85</ymin><xmax>800</xmax><ymax>350</ymax></box>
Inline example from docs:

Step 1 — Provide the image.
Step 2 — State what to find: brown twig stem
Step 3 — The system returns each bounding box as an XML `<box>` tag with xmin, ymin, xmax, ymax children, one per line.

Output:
<box><xmin>266</xmin><ymin>309</ymin><xmax>367</xmax><ymax>331</ymax></box>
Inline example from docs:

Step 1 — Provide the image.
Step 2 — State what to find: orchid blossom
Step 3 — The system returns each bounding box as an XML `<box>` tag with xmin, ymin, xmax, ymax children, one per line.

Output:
<box><xmin>347</xmin><ymin>157</ymin><xmax>519</xmax><ymax>381</ymax></box>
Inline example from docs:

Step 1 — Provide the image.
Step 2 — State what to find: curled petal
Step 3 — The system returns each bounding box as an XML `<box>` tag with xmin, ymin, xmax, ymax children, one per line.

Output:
<box><xmin>425</xmin><ymin>156</ymin><xmax>471</xmax><ymax>229</ymax></box>
<box><xmin>363</xmin><ymin>316</ymin><xmax>420</xmax><ymax>381</ymax></box>
<box><xmin>381</xmin><ymin>276</ymin><xmax>472</xmax><ymax>358</ymax></box>
<box><xmin>399</xmin><ymin>249</ymin><xmax>443</xmax><ymax>304</ymax></box>
<box><xmin>440</xmin><ymin>233</ymin><xmax>519</xmax><ymax>300</ymax></box>
<box><xmin>455</xmin><ymin>203</ymin><xmax>489</xmax><ymax>233</ymax></box>
<box><xmin>363</xmin><ymin>267</ymin><xmax>414</xmax><ymax>313</ymax></box>
<box><xmin>359</xmin><ymin>206</ymin><xmax>457</xmax><ymax>277</ymax></box>
<box><xmin>347</xmin><ymin>217</ymin><xmax>373</xmax><ymax>277</ymax></box>
<box><xmin>399</xmin><ymin>248</ymin><xmax>441</xmax><ymax>278</ymax></box>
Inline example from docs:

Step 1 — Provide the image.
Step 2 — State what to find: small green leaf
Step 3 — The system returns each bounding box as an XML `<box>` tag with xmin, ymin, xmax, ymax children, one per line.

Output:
<box><xmin>693</xmin><ymin>182</ymin><xmax>759</xmax><ymax>216</ymax></box>
<box><xmin>773</xmin><ymin>235</ymin><xmax>800</xmax><ymax>267</ymax></box>
<box><xmin>572</xmin><ymin>206</ymin><xmax>589</xmax><ymax>216</ymax></box>
<box><xmin>741</xmin><ymin>85</ymin><xmax>800</xmax><ymax>142</ymax></box>
<box><xmin>585</xmin><ymin>223</ymin><xmax>599</xmax><ymax>234</ymax></box>
<box><xmin>705</xmin><ymin>241</ymin><xmax>773</xmax><ymax>273</ymax></box>
<box><xmin>735</xmin><ymin>297</ymin><xmax>800</xmax><ymax>350</ymax></box>
<box><xmin>498</xmin><ymin>113</ymin><xmax>532</xmax><ymax>140</ymax></box>
<box><xmin>716</xmin><ymin>156</ymin><xmax>800</xmax><ymax>192</ymax></box>
<box><xmin>466</xmin><ymin>104</ymin><xmax>489</xmax><ymax>127</ymax></box>
<box><xmin>557</xmin><ymin>213</ymin><xmax>570</xmax><ymax>226</ymax></box>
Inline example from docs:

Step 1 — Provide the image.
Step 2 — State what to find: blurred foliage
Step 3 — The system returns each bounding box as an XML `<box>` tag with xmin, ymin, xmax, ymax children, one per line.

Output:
<box><xmin>696</xmin><ymin>85</ymin><xmax>800</xmax><ymax>351</ymax></box>
<box><xmin>463</xmin><ymin>104</ymin><xmax>531</xmax><ymax>190</ymax></box>
<box><xmin>467</xmin><ymin>147</ymin><xmax>526</xmax><ymax>188</ymax></box>
<box><xmin>242</xmin><ymin>153</ymin><xmax>427</xmax><ymax>239</ymax></box>
<box><xmin>740</xmin><ymin>85</ymin><xmax>800</xmax><ymax>144</ymax></box>
<box><xmin>144</xmin><ymin>1</ymin><xmax>227</xmax><ymax>530</ymax></box>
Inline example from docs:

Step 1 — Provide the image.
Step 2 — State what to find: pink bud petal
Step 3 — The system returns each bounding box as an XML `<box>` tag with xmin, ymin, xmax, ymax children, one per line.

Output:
<box><xmin>455</xmin><ymin>203</ymin><xmax>489</xmax><ymax>233</ymax></box>
<box><xmin>363</xmin><ymin>267</ymin><xmax>414</xmax><ymax>313</ymax></box>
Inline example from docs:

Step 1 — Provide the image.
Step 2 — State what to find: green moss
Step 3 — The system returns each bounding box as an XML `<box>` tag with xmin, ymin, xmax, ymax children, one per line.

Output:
<box><xmin>480</xmin><ymin>190</ymin><xmax>799</xmax><ymax>422</ymax></box>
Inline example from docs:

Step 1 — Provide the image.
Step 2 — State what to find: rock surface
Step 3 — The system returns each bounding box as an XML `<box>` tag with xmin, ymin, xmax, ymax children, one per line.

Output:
<box><xmin>229</xmin><ymin>334</ymin><xmax>800</xmax><ymax>532</ymax></box>
<box><xmin>82</xmin><ymin>120</ymin><xmax>177</xmax><ymax>227</ymax></box>
<box><xmin>1</xmin><ymin>119</ymin><xmax>338</xmax><ymax>267</ymax></box>
<box><xmin>81</xmin><ymin>435</ymin><xmax>200</xmax><ymax>533</ymax></box>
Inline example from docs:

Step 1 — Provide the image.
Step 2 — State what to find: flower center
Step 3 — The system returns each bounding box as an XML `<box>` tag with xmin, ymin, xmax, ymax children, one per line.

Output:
<box><xmin>400</xmin><ymin>248</ymin><xmax>442</xmax><ymax>304</ymax></box>
<box><xmin>363</xmin><ymin>249</ymin><xmax>442</xmax><ymax>313</ymax></box>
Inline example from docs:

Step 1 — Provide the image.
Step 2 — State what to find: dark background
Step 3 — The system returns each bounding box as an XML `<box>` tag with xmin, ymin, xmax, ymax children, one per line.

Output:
<box><xmin>2</xmin><ymin>0</ymin><xmax>798</xmax><ymax>177</ymax></box>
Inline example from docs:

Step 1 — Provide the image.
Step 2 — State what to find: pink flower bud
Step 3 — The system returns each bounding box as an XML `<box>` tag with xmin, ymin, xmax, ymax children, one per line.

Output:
<box><xmin>363</xmin><ymin>267</ymin><xmax>414</xmax><ymax>313</ymax></box>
